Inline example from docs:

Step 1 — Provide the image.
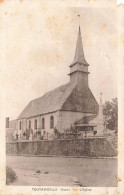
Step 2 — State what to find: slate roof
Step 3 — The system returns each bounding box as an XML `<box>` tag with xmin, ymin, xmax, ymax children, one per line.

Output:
<box><xmin>17</xmin><ymin>82</ymin><xmax>99</xmax><ymax>120</ymax></box>
<box><xmin>17</xmin><ymin>83</ymin><xmax>76</xmax><ymax>119</ymax></box>
<box><xmin>61</xmin><ymin>87</ymin><xmax>99</xmax><ymax>114</ymax></box>
<box><xmin>70</xmin><ymin>26</ymin><xmax>89</xmax><ymax>67</ymax></box>
<box><xmin>75</xmin><ymin>115</ymin><xmax>97</xmax><ymax>125</ymax></box>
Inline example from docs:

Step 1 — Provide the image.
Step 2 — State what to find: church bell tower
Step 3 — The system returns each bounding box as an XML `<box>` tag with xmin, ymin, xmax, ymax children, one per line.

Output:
<box><xmin>69</xmin><ymin>26</ymin><xmax>89</xmax><ymax>91</ymax></box>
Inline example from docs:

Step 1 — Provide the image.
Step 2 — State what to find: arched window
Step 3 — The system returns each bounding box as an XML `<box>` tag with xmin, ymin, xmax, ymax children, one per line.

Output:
<box><xmin>19</xmin><ymin>121</ymin><xmax>21</xmax><ymax>130</ymax></box>
<box><xmin>34</xmin><ymin>119</ymin><xmax>37</xmax><ymax>130</ymax></box>
<box><xmin>42</xmin><ymin>118</ymin><xmax>45</xmax><ymax>129</ymax></box>
<box><xmin>29</xmin><ymin>120</ymin><xmax>31</xmax><ymax>129</ymax></box>
<box><xmin>50</xmin><ymin>116</ymin><xmax>54</xmax><ymax>129</ymax></box>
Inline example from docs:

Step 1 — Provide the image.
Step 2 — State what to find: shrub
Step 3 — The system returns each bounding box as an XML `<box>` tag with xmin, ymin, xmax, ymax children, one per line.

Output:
<box><xmin>36</xmin><ymin>170</ymin><xmax>41</xmax><ymax>173</ymax></box>
<box><xmin>44</xmin><ymin>171</ymin><xmax>49</xmax><ymax>174</ymax></box>
<box><xmin>6</xmin><ymin>166</ymin><xmax>17</xmax><ymax>185</ymax></box>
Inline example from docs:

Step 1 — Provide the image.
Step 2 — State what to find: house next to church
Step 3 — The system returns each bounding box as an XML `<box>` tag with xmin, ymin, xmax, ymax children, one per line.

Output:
<box><xmin>6</xmin><ymin>25</ymin><xmax>106</xmax><ymax>141</ymax></box>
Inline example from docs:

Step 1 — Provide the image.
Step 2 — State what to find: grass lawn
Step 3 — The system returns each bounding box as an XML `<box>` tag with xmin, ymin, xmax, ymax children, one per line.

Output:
<box><xmin>6</xmin><ymin>155</ymin><xmax>117</xmax><ymax>187</ymax></box>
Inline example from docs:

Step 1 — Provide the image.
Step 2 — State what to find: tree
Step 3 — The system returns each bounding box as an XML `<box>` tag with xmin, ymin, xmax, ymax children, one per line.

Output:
<box><xmin>103</xmin><ymin>98</ymin><xmax>118</xmax><ymax>130</ymax></box>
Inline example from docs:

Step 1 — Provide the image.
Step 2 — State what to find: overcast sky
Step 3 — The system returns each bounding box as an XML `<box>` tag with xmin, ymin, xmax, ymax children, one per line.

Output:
<box><xmin>0</xmin><ymin>0</ymin><xmax>118</xmax><ymax>120</ymax></box>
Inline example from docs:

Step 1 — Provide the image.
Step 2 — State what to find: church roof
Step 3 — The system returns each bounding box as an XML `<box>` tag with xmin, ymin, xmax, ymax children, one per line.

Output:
<box><xmin>75</xmin><ymin>115</ymin><xmax>97</xmax><ymax>125</ymax></box>
<box><xmin>70</xmin><ymin>26</ymin><xmax>89</xmax><ymax>67</ymax></box>
<box><xmin>17</xmin><ymin>83</ymin><xmax>76</xmax><ymax>119</ymax></box>
<box><xmin>17</xmin><ymin>83</ymin><xmax>99</xmax><ymax>120</ymax></box>
<box><xmin>61</xmin><ymin>87</ymin><xmax>99</xmax><ymax>114</ymax></box>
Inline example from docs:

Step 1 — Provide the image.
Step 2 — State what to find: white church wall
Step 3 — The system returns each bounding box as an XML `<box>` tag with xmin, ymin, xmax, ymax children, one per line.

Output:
<box><xmin>17</xmin><ymin>119</ymin><xmax>26</xmax><ymax>136</ymax></box>
<box><xmin>17</xmin><ymin>111</ymin><xmax>59</xmax><ymax>135</ymax></box>
<box><xmin>17</xmin><ymin>119</ymin><xmax>22</xmax><ymax>133</ymax></box>
<box><xmin>39</xmin><ymin>112</ymin><xmax>58</xmax><ymax>135</ymax></box>
<box><xmin>57</xmin><ymin>111</ymin><xmax>93</xmax><ymax>132</ymax></box>
<box><xmin>17</xmin><ymin>111</ymin><xmax>97</xmax><ymax>137</ymax></box>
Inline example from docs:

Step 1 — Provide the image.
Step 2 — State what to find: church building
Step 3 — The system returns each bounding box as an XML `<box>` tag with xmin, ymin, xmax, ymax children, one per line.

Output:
<box><xmin>16</xmin><ymin>25</ymin><xmax>100</xmax><ymax>139</ymax></box>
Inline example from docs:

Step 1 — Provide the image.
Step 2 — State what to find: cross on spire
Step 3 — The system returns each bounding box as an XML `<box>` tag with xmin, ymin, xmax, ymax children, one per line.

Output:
<box><xmin>100</xmin><ymin>92</ymin><xmax>103</xmax><ymax>103</ymax></box>
<box><xmin>77</xmin><ymin>14</ymin><xmax>80</xmax><ymax>27</ymax></box>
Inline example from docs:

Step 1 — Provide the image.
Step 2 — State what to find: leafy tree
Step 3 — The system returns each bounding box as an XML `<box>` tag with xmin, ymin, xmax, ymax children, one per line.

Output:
<box><xmin>103</xmin><ymin>98</ymin><xmax>118</xmax><ymax>130</ymax></box>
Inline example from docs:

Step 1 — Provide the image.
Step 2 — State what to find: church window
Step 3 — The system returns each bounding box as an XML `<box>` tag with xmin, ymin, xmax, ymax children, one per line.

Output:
<box><xmin>50</xmin><ymin>116</ymin><xmax>54</xmax><ymax>129</ymax></box>
<box><xmin>29</xmin><ymin>120</ymin><xmax>31</xmax><ymax>129</ymax></box>
<box><xmin>42</xmin><ymin>118</ymin><xmax>45</xmax><ymax>129</ymax></box>
<box><xmin>34</xmin><ymin>119</ymin><xmax>37</xmax><ymax>130</ymax></box>
<box><xmin>19</xmin><ymin>121</ymin><xmax>21</xmax><ymax>130</ymax></box>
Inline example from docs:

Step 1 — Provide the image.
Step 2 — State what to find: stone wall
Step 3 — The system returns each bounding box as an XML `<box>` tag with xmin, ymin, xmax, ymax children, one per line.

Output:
<box><xmin>6</xmin><ymin>138</ymin><xmax>116</xmax><ymax>157</ymax></box>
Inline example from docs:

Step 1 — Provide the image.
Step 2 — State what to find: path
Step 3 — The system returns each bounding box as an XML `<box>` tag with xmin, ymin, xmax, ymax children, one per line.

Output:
<box><xmin>7</xmin><ymin>155</ymin><xmax>117</xmax><ymax>187</ymax></box>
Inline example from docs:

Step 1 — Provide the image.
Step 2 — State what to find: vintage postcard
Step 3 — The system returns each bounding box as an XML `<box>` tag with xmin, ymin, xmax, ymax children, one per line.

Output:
<box><xmin>0</xmin><ymin>0</ymin><xmax>124</xmax><ymax>194</ymax></box>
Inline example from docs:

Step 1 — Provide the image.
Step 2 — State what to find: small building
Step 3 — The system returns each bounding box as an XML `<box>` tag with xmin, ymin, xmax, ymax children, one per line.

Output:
<box><xmin>6</xmin><ymin>118</ymin><xmax>17</xmax><ymax>141</ymax></box>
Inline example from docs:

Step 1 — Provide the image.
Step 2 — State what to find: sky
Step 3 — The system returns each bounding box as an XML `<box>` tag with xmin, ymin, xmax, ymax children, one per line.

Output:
<box><xmin>0</xmin><ymin>0</ymin><xmax>118</xmax><ymax>120</ymax></box>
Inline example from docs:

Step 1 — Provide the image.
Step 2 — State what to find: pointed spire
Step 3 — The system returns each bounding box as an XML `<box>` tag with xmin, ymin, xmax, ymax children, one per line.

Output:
<box><xmin>70</xmin><ymin>25</ymin><xmax>88</xmax><ymax>66</ymax></box>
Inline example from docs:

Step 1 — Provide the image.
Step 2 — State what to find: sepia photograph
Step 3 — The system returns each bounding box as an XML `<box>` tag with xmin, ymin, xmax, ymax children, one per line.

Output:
<box><xmin>0</xmin><ymin>0</ymin><xmax>121</xmax><ymax>191</ymax></box>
